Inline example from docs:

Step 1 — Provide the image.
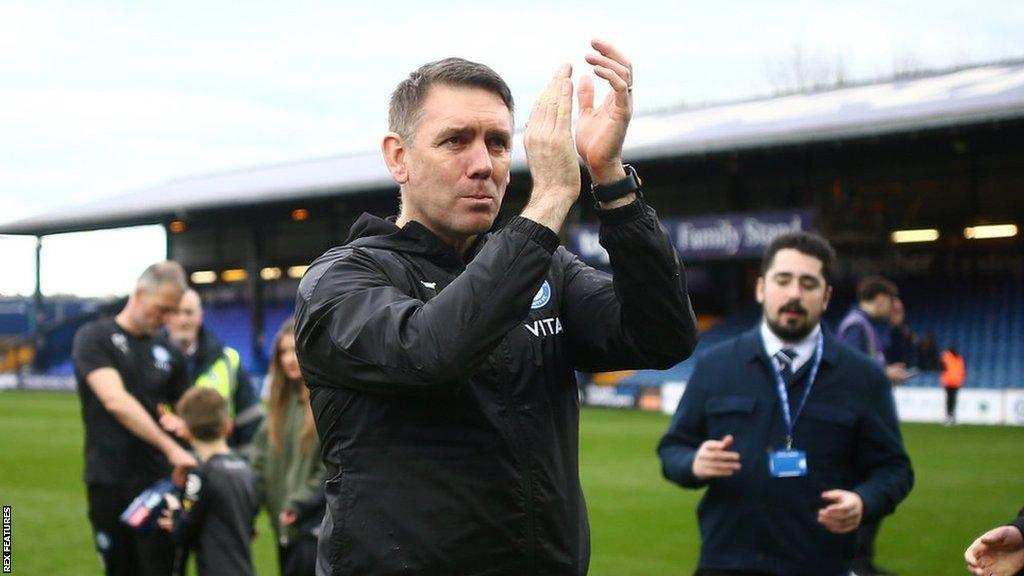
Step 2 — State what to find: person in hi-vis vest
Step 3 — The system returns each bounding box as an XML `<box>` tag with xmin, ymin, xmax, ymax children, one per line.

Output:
<box><xmin>161</xmin><ymin>289</ymin><xmax>265</xmax><ymax>458</ymax></box>
<box><xmin>940</xmin><ymin>344</ymin><xmax>966</xmax><ymax>426</ymax></box>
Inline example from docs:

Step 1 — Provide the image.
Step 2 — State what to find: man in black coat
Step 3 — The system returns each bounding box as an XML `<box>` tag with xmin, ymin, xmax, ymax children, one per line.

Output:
<box><xmin>658</xmin><ymin>232</ymin><xmax>913</xmax><ymax>576</ymax></box>
<box><xmin>294</xmin><ymin>40</ymin><xmax>698</xmax><ymax>575</ymax></box>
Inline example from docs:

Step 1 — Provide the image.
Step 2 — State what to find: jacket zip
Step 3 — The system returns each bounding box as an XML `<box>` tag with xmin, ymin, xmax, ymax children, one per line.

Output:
<box><xmin>498</xmin><ymin>338</ymin><xmax>536</xmax><ymax>574</ymax></box>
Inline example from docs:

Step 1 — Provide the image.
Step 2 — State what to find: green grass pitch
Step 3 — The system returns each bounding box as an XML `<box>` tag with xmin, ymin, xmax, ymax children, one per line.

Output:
<box><xmin>1</xmin><ymin>391</ymin><xmax>1021</xmax><ymax>575</ymax></box>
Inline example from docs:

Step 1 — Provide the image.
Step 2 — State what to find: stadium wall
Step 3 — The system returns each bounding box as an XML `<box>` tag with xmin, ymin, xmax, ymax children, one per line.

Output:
<box><xmin>583</xmin><ymin>382</ymin><xmax>1024</xmax><ymax>426</ymax></box>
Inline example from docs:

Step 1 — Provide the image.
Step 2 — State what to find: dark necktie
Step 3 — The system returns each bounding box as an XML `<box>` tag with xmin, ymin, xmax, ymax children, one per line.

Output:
<box><xmin>774</xmin><ymin>348</ymin><xmax>798</xmax><ymax>386</ymax></box>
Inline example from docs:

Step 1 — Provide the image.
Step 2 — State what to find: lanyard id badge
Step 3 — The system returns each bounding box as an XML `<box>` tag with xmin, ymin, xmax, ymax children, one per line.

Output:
<box><xmin>768</xmin><ymin>331</ymin><xmax>823</xmax><ymax>478</ymax></box>
<box><xmin>769</xmin><ymin>449</ymin><xmax>807</xmax><ymax>477</ymax></box>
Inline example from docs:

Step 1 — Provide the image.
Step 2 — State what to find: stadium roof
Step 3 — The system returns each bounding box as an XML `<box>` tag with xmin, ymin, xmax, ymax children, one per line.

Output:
<box><xmin>4</xmin><ymin>60</ymin><xmax>1024</xmax><ymax>236</ymax></box>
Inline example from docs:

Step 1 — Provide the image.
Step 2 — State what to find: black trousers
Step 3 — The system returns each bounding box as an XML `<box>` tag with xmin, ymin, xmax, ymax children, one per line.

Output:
<box><xmin>945</xmin><ymin>386</ymin><xmax>959</xmax><ymax>418</ymax></box>
<box><xmin>278</xmin><ymin>539</ymin><xmax>317</xmax><ymax>576</ymax></box>
<box><xmin>87</xmin><ymin>484</ymin><xmax>177</xmax><ymax>576</ymax></box>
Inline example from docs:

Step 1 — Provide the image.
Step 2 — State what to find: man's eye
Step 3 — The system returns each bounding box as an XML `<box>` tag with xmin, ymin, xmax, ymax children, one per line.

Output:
<box><xmin>444</xmin><ymin>136</ymin><xmax>464</xmax><ymax>146</ymax></box>
<box><xmin>488</xmin><ymin>138</ymin><xmax>509</xmax><ymax>151</ymax></box>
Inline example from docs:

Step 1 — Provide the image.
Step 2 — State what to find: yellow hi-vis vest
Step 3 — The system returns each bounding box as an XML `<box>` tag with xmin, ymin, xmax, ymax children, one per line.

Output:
<box><xmin>194</xmin><ymin>347</ymin><xmax>241</xmax><ymax>415</ymax></box>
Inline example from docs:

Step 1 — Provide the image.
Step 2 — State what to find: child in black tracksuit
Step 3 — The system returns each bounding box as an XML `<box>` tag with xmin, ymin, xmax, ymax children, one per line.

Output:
<box><xmin>159</xmin><ymin>387</ymin><xmax>258</xmax><ymax>576</ymax></box>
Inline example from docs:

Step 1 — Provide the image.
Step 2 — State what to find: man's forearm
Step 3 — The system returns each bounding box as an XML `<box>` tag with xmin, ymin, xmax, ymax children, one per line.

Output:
<box><xmin>599</xmin><ymin>200</ymin><xmax>698</xmax><ymax>366</ymax></box>
<box><xmin>106</xmin><ymin>392</ymin><xmax>180</xmax><ymax>456</ymax></box>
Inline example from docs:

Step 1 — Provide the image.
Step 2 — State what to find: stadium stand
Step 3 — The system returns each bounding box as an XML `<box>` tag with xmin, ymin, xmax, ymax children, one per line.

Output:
<box><xmin>22</xmin><ymin>277</ymin><xmax>1017</xmax><ymax>394</ymax></box>
<box><xmin>605</xmin><ymin>278</ymin><xmax>1024</xmax><ymax>390</ymax></box>
<box><xmin>2</xmin><ymin>61</ymin><xmax>1021</xmax><ymax>413</ymax></box>
<box><xmin>200</xmin><ymin>302</ymin><xmax>294</xmax><ymax>373</ymax></box>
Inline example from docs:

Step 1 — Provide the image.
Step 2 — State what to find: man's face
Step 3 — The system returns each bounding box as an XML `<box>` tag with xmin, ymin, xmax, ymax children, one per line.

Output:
<box><xmin>166</xmin><ymin>291</ymin><xmax>203</xmax><ymax>349</ymax></box>
<box><xmin>388</xmin><ymin>84</ymin><xmax>512</xmax><ymax>241</ymax></box>
<box><xmin>890</xmin><ymin>296</ymin><xmax>904</xmax><ymax>326</ymax></box>
<box><xmin>756</xmin><ymin>248</ymin><xmax>832</xmax><ymax>342</ymax></box>
<box><xmin>871</xmin><ymin>293</ymin><xmax>895</xmax><ymax>322</ymax></box>
<box><xmin>134</xmin><ymin>283</ymin><xmax>183</xmax><ymax>335</ymax></box>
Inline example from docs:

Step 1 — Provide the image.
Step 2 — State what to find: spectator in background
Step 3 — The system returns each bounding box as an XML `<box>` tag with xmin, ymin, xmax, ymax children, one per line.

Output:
<box><xmin>252</xmin><ymin>318</ymin><xmax>325</xmax><ymax>576</ymax></box>
<box><xmin>161</xmin><ymin>289</ymin><xmax>264</xmax><ymax>458</ymax></box>
<box><xmin>71</xmin><ymin>261</ymin><xmax>195</xmax><ymax>576</ymax></box>
<box><xmin>838</xmin><ymin>275</ymin><xmax>909</xmax><ymax>385</ymax></box>
<box><xmin>658</xmin><ymin>232</ymin><xmax>913</xmax><ymax>576</ymax></box>
<box><xmin>158</xmin><ymin>387</ymin><xmax>257</xmax><ymax>576</ymax></box>
<box><xmin>885</xmin><ymin>297</ymin><xmax>918</xmax><ymax>370</ymax></box>
<box><xmin>964</xmin><ymin>508</ymin><xmax>1024</xmax><ymax>576</ymax></box>
<box><xmin>917</xmin><ymin>332</ymin><xmax>941</xmax><ymax>371</ymax></box>
<box><xmin>837</xmin><ymin>275</ymin><xmax>906</xmax><ymax>576</ymax></box>
<box><xmin>940</xmin><ymin>344</ymin><xmax>966</xmax><ymax>426</ymax></box>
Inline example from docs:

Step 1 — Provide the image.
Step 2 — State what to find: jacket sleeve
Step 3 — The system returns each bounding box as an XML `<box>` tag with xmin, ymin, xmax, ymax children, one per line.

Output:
<box><xmin>561</xmin><ymin>199</ymin><xmax>698</xmax><ymax>372</ymax></box>
<box><xmin>284</xmin><ymin>445</ymin><xmax>327</xmax><ymax>514</ymax></box>
<box><xmin>230</xmin><ymin>367</ymin><xmax>264</xmax><ymax>449</ymax></box>
<box><xmin>295</xmin><ymin>216</ymin><xmax>559</xmax><ymax>395</ymax></box>
<box><xmin>657</xmin><ymin>356</ymin><xmax>710</xmax><ymax>488</ymax></box>
<box><xmin>250</xmin><ymin>423</ymin><xmax>269</xmax><ymax>507</ymax></box>
<box><xmin>1011</xmin><ymin>507</ymin><xmax>1024</xmax><ymax>537</ymax></box>
<box><xmin>171</xmin><ymin>470</ymin><xmax>209</xmax><ymax>546</ymax></box>
<box><xmin>852</xmin><ymin>369</ymin><xmax>915</xmax><ymax>521</ymax></box>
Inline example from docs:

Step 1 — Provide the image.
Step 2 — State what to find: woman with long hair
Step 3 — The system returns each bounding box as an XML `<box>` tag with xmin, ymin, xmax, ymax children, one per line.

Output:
<box><xmin>252</xmin><ymin>317</ymin><xmax>325</xmax><ymax>576</ymax></box>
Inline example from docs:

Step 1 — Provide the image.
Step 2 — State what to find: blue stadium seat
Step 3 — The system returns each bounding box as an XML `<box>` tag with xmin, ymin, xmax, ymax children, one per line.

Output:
<box><xmin>608</xmin><ymin>278</ymin><xmax>1023</xmax><ymax>390</ymax></box>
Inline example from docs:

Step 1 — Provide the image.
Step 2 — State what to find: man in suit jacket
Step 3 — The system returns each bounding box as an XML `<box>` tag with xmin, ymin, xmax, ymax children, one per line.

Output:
<box><xmin>658</xmin><ymin>232</ymin><xmax>914</xmax><ymax>576</ymax></box>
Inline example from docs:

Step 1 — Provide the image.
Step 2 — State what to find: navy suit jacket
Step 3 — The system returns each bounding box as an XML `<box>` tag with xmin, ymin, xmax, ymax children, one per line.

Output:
<box><xmin>658</xmin><ymin>326</ymin><xmax>913</xmax><ymax>576</ymax></box>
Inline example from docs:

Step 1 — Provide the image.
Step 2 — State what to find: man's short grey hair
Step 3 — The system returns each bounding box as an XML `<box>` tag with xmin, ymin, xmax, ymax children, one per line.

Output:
<box><xmin>137</xmin><ymin>261</ymin><xmax>187</xmax><ymax>293</ymax></box>
<box><xmin>389</xmin><ymin>57</ymin><xmax>514</xmax><ymax>143</ymax></box>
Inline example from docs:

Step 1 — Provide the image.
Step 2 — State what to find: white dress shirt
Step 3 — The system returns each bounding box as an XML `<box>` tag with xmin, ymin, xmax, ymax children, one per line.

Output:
<box><xmin>760</xmin><ymin>320</ymin><xmax>821</xmax><ymax>375</ymax></box>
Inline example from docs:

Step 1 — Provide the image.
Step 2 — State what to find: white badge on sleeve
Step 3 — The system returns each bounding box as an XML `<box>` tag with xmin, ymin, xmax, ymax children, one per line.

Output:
<box><xmin>769</xmin><ymin>449</ymin><xmax>808</xmax><ymax>478</ymax></box>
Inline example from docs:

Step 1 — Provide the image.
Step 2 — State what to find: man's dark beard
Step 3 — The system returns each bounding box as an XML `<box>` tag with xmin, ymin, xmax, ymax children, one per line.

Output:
<box><xmin>766</xmin><ymin>318</ymin><xmax>815</xmax><ymax>343</ymax></box>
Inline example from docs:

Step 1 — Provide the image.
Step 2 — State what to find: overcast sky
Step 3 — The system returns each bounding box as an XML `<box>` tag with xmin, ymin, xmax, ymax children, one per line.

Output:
<box><xmin>1</xmin><ymin>0</ymin><xmax>1022</xmax><ymax>297</ymax></box>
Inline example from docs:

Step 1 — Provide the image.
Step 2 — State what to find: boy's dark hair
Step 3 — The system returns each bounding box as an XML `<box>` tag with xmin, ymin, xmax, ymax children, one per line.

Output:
<box><xmin>760</xmin><ymin>232</ymin><xmax>836</xmax><ymax>285</ymax></box>
<box><xmin>857</xmin><ymin>275</ymin><xmax>899</xmax><ymax>303</ymax></box>
<box><xmin>176</xmin><ymin>387</ymin><xmax>228</xmax><ymax>442</ymax></box>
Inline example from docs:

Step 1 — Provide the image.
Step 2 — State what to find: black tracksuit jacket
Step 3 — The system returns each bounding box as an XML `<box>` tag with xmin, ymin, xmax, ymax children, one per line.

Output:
<box><xmin>294</xmin><ymin>199</ymin><xmax>698</xmax><ymax>576</ymax></box>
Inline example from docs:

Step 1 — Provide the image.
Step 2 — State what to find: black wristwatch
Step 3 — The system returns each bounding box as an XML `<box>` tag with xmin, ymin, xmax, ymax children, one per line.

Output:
<box><xmin>590</xmin><ymin>164</ymin><xmax>642</xmax><ymax>204</ymax></box>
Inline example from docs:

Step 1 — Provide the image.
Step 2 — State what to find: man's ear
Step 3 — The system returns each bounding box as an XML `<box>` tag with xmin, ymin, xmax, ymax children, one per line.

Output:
<box><xmin>224</xmin><ymin>418</ymin><xmax>234</xmax><ymax>438</ymax></box>
<box><xmin>823</xmin><ymin>284</ymin><xmax>833</xmax><ymax>311</ymax></box>
<box><xmin>381</xmin><ymin>132</ymin><xmax>409</xmax><ymax>184</ymax></box>
<box><xmin>755</xmin><ymin>276</ymin><xmax>765</xmax><ymax>304</ymax></box>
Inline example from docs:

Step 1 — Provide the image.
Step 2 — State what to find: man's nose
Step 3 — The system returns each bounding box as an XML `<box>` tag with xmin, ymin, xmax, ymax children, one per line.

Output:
<box><xmin>465</xmin><ymin>140</ymin><xmax>493</xmax><ymax>180</ymax></box>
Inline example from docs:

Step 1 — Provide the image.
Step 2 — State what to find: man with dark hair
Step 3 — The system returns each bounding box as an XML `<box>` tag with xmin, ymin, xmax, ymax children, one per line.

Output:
<box><xmin>837</xmin><ymin>274</ymin><xmax>908</xmax><ymax>576</ymax></box>
<box><xmin>295</xmin><ymin>40</ymin><xmax>698</xmax><ymax>575</ymax></box>
<box><xmin>839</xmin><ymin>276</ymin><xmax>904</xmax><ymax>378</ymax></box>
<box><xmin>72</xmin><ymin>261</ymin><xmax>196</xmax><ymax>576</ymax></box>
<box><xmin>658</xmin><ymin>231</ymin><xmax>913</xmax><ymax>576</ymax></box>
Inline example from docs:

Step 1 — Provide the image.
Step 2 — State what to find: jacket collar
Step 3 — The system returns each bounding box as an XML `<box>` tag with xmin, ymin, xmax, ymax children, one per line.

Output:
<box><xmin>193</xmin><ymin>325</ymin><xmax>226</xmax><ymax>371</ymax></box>
<box><xmin>344</xmin><ymin>213</ymin><xmax>487</xmax><ymax>271</ymax></box>
<box><xmin>742</xmin><ymin>322</ymin><xmax>840</xmax><ymax>368</ymax></box>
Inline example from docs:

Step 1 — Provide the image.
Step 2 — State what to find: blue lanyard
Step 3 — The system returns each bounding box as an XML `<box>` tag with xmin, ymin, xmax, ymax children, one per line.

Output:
<box><xmin>771</xmin><ymin>330</ymin><xmax>824</xmax><ymax>450</ymax></box>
